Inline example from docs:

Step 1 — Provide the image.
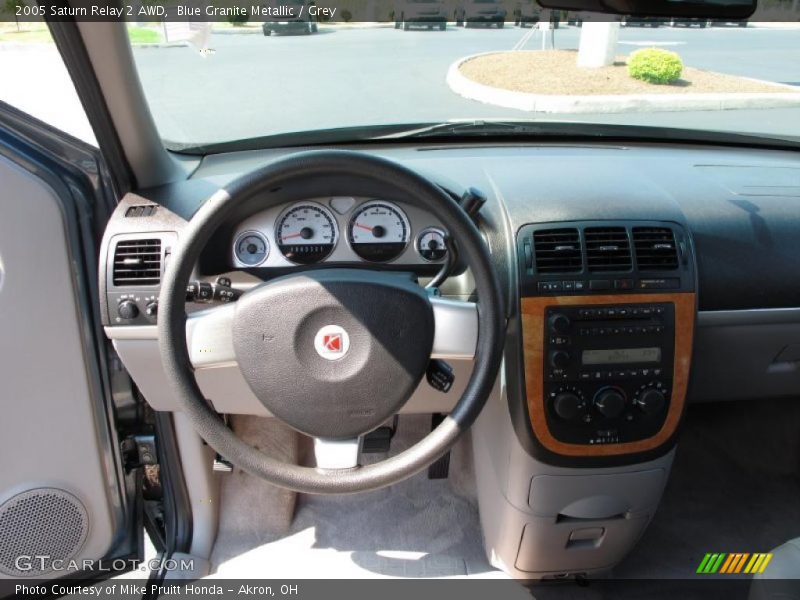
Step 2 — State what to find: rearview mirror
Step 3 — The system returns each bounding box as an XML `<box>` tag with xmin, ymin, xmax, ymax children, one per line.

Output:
<box><xmin>535</xmin><ymin>0</ymin><xmax>757</xmax><ymax>19</ymax></box>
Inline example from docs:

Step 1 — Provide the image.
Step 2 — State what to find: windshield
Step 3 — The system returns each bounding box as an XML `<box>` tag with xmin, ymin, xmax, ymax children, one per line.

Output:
<box><xmin>125</xmin><ymin>4</ymin><xmax>800</xmax><ymax>151</ymax></box>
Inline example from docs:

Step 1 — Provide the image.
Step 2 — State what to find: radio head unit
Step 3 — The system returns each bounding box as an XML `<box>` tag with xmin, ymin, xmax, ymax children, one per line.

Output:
<box><xmin>543</xmin><ymin>303</ymin><xmax>675</xmax><ymax>446</ymax></box>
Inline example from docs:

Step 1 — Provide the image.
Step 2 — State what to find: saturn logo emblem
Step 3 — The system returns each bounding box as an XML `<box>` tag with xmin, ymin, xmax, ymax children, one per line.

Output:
<box><xmin>314</xmin><ymin>325</ymin><xmax>350</xmax><ymax>360</ymax></box>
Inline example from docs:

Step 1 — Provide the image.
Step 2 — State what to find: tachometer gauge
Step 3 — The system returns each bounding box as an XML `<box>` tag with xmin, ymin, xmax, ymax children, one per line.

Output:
<box><xmin>234</xmin><ymin>231</ymin><xmax>269</xmax><ymax>266</ymax></box>
<box><xmin>416</xmin><ymin>227</ymin><xmax>448</xmax><ymax>262</ymax></box>
<box><xmin>348</xmin><ymin>201</ymin><xmax>410</xmax><ymax>263</ymax></box>
<box><xmin>275</xmin><ymin>202</ymin><xmax>338</xmax><ymax>265</ymax></box>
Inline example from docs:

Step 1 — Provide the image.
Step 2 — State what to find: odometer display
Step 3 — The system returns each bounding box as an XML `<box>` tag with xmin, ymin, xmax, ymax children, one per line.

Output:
<box><xmin>275</xmin><ymin>202</ymin><xmax>338</xmax><ymax>265</ymax></box>
<box><xmin>348</xmin><ymin>201</ymin><xmax>410</xmax><ymax>263</ymax></box>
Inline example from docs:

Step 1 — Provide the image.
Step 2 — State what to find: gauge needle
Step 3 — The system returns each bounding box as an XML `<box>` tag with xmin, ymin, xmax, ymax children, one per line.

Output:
<box><xmin>281</xmin><ymin>232</ymin><xmax>304</xmax><ymax>240</ymax></box>
<box><xmin>354</xmin><ymin>223</ymin><xmax>374</xmax><ymax>233</ymax></box>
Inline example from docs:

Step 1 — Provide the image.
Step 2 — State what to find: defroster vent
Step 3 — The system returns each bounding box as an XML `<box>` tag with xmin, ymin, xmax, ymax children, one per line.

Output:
<box><xmin>113</xmin><ymin>239</ymin><xmax>162</xmax><ymax>286</ymax></box>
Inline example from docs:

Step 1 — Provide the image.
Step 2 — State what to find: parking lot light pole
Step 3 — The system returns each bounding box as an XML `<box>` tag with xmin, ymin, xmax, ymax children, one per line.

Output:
<box><xmin>577</xmin><ymin>21</ymin><xmax>620</xmax><ymax>68</ymax></box>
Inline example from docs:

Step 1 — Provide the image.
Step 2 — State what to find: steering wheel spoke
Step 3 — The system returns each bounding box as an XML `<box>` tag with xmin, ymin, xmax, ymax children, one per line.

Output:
<box><xmin>313</xmin><ymin>437</ymin><xmax>363</xmax><ymax>470</ymax></box>
<box><xmin>430</xmin><ymin>297</ymin><xmax>478</xmax><ymax>360</ymax></box>
<box><xmin>186</xmin><ymin>303</ymin><xmax>237</xmax><ymax>369</ymax></box>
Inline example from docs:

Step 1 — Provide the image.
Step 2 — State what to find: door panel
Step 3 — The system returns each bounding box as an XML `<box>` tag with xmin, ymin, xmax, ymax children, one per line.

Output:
<box><xmin>0</xmin><ymin>118</ymin><xmax>135</xmax><ymax>579</ymax></box>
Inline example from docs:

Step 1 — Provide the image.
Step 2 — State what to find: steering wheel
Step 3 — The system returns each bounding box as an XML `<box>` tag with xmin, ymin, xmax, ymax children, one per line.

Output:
<box><xmin>158</xmin><ymin>150</ymin><xmax>505</xmax><ymax>494</ymax></box>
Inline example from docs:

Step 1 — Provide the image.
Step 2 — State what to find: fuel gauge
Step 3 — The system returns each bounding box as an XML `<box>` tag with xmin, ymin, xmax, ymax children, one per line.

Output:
<box><xmin>234</xmin><ymin>231</ymin><xmax>269</xmax><ymax>266</ymax></box>
<box><xmin>416</xmin><ymin>227</ymin><xmax>448</xmax><ymax>262</ymax></box>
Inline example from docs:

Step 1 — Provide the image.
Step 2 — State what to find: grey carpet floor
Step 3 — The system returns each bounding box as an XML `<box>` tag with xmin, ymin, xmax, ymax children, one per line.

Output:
<box><xmin>210</xmin><ymin>415</ymin><xmax>503</xmax><ymax>579</ymax></box>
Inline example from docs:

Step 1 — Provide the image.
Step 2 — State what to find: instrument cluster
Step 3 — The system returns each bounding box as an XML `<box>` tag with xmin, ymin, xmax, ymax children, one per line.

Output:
<box><xmin>231</xmin><ymin>197</ymin><xmax>449</xmax><ymax>268</ymax></box>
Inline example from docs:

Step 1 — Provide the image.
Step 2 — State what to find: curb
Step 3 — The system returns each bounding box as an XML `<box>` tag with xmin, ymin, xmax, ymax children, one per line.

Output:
<box><xmin>446</xmin><ymin>52</ymin><xmax>800</xmax><ymax>114</ymax></box>
<box><xmin>0</xmin><ymin>42</ymin><xmax>54</xmax><ymax>51</ymax></box>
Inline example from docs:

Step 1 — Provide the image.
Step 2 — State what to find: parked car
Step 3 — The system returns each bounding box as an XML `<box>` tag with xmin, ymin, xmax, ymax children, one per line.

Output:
<box><xmin>669</xmin><ymin>17</ymin><xmax>709</xmax><ymax>27</ymax></box>
<box><xmin>712</xmin><ymin>19</ymin><xmax>749</xmax><ymax>26</ymax></box>
<box><xmin>262</xmin><ymin>0</ymin><xmax>318</xmax><ymax>35</ymax></box>
<box><xmin>621</xmin><ymin>16</ymin><xmax>665</xmax><ymax>27</ymax></box>
<box><xmin>514</xmin><ymin>0</ymin><xmax>560</xmax><ymax>27</ymax></box>
<box><xmin>455</xmin><ymin>0</ymin><xmax>507</xmax><ymax>28</ymax></box>
<box><xmin>394</xmin><ymin>0</ymin><xmax>448</xmax><ymax>30</ymax></box>
<box><xmin>566</xmin><ymin>11</ymin><xmax>594</xmax><ymax>26</ymax></box>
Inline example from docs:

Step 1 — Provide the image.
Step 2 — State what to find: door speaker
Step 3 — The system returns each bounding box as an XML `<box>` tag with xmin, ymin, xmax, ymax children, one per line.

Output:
<box><xmin>0</xmin><ymin>488</ymin><xmax>89</xmax><ymax>577</ymax></box>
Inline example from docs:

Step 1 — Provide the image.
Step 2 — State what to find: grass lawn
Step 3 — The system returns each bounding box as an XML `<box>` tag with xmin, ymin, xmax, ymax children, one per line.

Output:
<box><xmin>126</xmin><ymin>26</ymin><xmax>163</xmax><ymax>44</ymax></box>
<box><xmin>0</xmin><ymin>23</ymin><xmax>52</xmax><ymax>43</ymax></box>
<box><xmin>0</xmin><ymin>22</ymin><xmax>163</xmax><ymax>44</ymax></box>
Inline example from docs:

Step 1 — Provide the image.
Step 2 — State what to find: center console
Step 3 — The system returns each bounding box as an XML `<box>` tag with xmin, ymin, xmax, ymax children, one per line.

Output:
<box><xmin>518</xmin><ymin>221</ymin><xmax>696</xmax><ymax>463</ymax></box>
<box><xmin>472</xmin><ymin>219</ymin><xmax>697</xmax><ymax>580</ymax></box>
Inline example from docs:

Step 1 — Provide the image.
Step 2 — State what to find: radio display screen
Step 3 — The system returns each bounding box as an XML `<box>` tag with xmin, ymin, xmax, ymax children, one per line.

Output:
<box><xmin>582</xmin><ymin>347</ymin><xmax>661</xmax><ymax>365</ymax></box>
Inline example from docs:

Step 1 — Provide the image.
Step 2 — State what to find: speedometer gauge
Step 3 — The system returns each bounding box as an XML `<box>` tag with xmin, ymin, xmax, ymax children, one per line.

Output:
<box><xmin>275</xmin><ymin>202</ymin><xmax>338</xmax><ymax>265</ymax></box>
<box><xmin>348</xmin><ymin>201</ymin><xmax>410</xmax><ymax>263</ymax></box>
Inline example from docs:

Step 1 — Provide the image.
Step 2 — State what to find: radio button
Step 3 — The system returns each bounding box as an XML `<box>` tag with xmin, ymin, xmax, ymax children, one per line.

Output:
<box><xmin>590</xmin><ymin>280</ymin><xmax>611</xmax><ymax>291</ymax></box>
<box><xmin>549</xmin><ymin>313</ymin><xmax>571</xmax><ymax>334</ymax></box>
<box><xmin>549</xmin><ymin>350</ymin><xmax>571</xmax><ymax>370</ymax></box>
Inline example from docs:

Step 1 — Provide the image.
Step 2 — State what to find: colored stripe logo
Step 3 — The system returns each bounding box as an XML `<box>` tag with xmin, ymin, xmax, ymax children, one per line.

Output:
<box><xmin>697</xmin><ymin>553</ymin><xmax>773</xmax><ymax>574</ymax></box>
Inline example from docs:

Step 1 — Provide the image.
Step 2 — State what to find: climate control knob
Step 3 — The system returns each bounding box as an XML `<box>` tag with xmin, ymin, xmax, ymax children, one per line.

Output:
<box><xmin>636</xmin><ymin>389</ymin><xmax>666</xmax><ymax>415</ymax></box>
<box><xmin>145</xmin><ymin>301</ymin><xmax>158</xmax><ymax>317</ymax></box>
<box><xmin>117</xmin><ymin>300</ymin><xmax>139</xmax><ymax>320</ymax></box>
<box><xmin>549</xmin><ymin>313</ymin><xmax>571</xmax><ymax>334</ymax></box>
<box><xmin>553</xmin><ymin>392</ymin><xmax>584</xmax><ymax>421</ymax></box>
<box><xmin>593</xmin><ymin>388</ymin><xmax>626</xmax><ymax>419</ymax></box>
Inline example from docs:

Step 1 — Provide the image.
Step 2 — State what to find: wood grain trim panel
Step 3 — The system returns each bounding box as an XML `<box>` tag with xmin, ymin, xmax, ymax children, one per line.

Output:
<box><xmin>521</xmin><ymin>293</ymin><xmax>696</xmax><ymax>457</ymax></box>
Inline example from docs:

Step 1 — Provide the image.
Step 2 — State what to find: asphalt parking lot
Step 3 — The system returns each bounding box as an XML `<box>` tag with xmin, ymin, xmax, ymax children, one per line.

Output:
<box><xmin>129</xmin><ymin>24</ymin><xmax>800</xmax><ymax>147</ymax></box>
<box><xmin>2</xmin><ymin>24</ymin><xmax>798</xmax><ymax>147</ymax></box>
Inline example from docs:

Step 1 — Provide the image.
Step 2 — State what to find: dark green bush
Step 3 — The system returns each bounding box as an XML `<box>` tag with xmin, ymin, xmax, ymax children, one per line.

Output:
<box><xmin>628</xmin><ymin>48</ymin><xmax>684</xmax><ymax>85</ymax></box>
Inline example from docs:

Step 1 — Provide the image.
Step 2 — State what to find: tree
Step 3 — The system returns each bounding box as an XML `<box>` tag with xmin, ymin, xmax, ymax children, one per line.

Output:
<box><xmin>5</xmin><ymin>0</ymin><xmax>24</xmax><ymax>32</ymax></box>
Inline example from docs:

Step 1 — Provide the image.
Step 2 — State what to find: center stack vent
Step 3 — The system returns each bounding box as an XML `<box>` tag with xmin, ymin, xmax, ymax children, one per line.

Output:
<box><xmin>518</xmin><ymin>221</ymin><xmax>692</xmax><ymax>296</ymax></box>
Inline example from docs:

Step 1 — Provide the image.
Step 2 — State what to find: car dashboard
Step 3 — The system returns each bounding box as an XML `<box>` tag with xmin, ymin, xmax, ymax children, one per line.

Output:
<box><xmin>99</xmin><ymin>139</ymin><xmax>800</xmax><ymax>579</ymax></box>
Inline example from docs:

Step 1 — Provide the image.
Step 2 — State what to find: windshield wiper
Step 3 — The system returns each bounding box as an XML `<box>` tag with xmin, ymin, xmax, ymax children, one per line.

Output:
<box><xmin>375</xmin><ymin>120</ymin><xmax>544</xmax><ymax>139</ymax></box>
<box><xmin>170</xmin><ymin>120</ymin><xmax>800</xmax><ymax>155</ymax></box>
<box><xmin>370</xmin><ymin>119</ymin><xmax>800</xmax><ymax>149</ymax></box>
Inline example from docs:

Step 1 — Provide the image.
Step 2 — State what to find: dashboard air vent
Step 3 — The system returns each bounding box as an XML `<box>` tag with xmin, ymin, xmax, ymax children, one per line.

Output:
<box><xmin>124</xmin><ymin>205</ymin><xmax>158</xmax><ymax>218</ymax></box>
<box><xmin>633</xmin><ymin>227</ymin><xmax>679</xmax><ymax>271</ymax></box>
<box><xmin>113</xmin><ymin>239</ymin><xmax>162</xmax><ymax>286</ymax></box>
<box><xmin>533</xmin><ymin>229</ymin><xmax>582</xmax><ymax>273</ymax></box>
<box><xmin>585</xmin><ymin>227</ymin><xmax>632</xmax><ymax>272</ymax></box>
